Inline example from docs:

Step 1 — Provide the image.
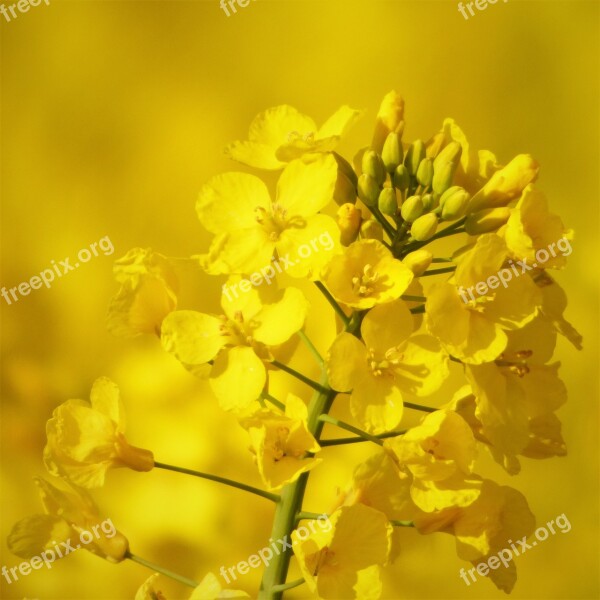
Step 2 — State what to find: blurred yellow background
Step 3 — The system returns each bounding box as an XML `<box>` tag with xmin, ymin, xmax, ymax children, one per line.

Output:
<box><xmin>1</xmin><ymin>0</ymin><xmax>598</xmax><ymax>598</ymax></box>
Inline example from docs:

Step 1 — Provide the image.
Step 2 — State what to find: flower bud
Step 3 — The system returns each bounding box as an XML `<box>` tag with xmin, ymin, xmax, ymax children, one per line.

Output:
<box><xmin>393</xmin><ymin>165</ymin><xmax>410</xmax><ymax>191</ymax></box>
<box><xmin>440</xmin><ymin>186</ymin><xmax>470</xmax><ymax>220</ymax></box>
<box><xmin>422</xmin><ymin>193</ymin><xmax>438</xmax><ymax>212</ymax></box>
<box><xmin>360</xmin><ymin>219</ymin><xmax>383</xmax><ymax>241</ymax></box>
<box><xmin>432</xmin><ymin>161</ymin><xmax>455</xmax><ymax>195</ymax></box>
<box><xmin>405</xmin><ymin>140</ymin><xmax>425</xmax><ymax>176</ymax></box>
<box><xmin>465</xmin><ymin>207</ymin><xmax>511</xmax><ymax>235</ymax></box>
<box><xmin>411</xmin><ymin>213</ymin><xmax>439</xmax><ymax>241</ymax></box>
<box><xmin>362</xmin><ymin>150</ymin><xmax>386</xmax><ymax>186</ymax></box>
<box><xmin>402</xmin><ymin>249</ymin><xmax>433</xmax><ymax>276</ymax></box>
<box><xmin>357</xmin><ymin>173</ymin><xmax>381</xmax><ymax>207</ymax></box>
<box><xmin>433</xmin><ymin>141</ymin><xmax>462</xmax><ymax>172</ymax></box>
<box><xmin>337</xmin><ymin>203</ymin><xmax>363</xmax><ymax>245</ymax></box>
<box><xmin>371</xmin><ymin>91</ymin><xmax>405</xmax><ymax>152</ymax></box>
<box><xmin>382</xmin><ymin>132</ymin><xmax>403</xmax><ymax>172</ymax></box>
<box><xmin>416</xmin><ymin>158</ymin><xmax>434</xmax><ymax>187</ymax></box>
<box><xmin>378</xmin><ymin>187</ymin><xmax>398</xmax><ymax>216</ymax></box>
<box><xmin>401</xmin><ymin>195</ymin><xmax>424</xmax><ymax>223</ymax></box>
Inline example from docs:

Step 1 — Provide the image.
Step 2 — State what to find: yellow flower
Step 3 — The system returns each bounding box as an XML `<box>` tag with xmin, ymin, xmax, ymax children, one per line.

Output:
<box><xmin>503</xmin><ymin>184</ymin><xmax>573</xmax><ymax>268</ymax></box>
<box><xmin>7</xmin><ymin>477</ymin><xmax>128</xmax><ymax>563</ymax></box>
<box><xmin>452</xmin><ymin>317</ymin><xmax>568</xmax><ymax>474</ymax></box>
<box><xmin>196</xmin><ymin>155</ymin><xmax>340</xmax><ymax>277</ymax></box>
<box><xmin>327</xmin><ymin>299</ymin><xmax>448</xmax><ymax>433</ymax></box>
<box><xmin>385</xmin><ymin>411</ymin><xmax>481</xmax><ymax>512</ymax></box>
<box><xmin>43</xmin><ymin>377</ymin><xmax>154</xmax><ymax>489</ymax></box>
<box><xmin>292</xmin><ymin>504</ymin><xmax>392</xmax><ymax>600</ymax></box>
<box><xmin>135</xmin><ymin>573</ymin><xmax>250</xmax><ymax>600</ymax></box>
<box><xmin>240</xmin><ymin>394</ymin><xmax>321</xmax><ymax>490</ymax></box>
<box><xmin>414</xmin><ymin>479</ymin><xmax>536</xmax><ymax>593</ymax></box>
<box><xmin>161</xmin><ymin>287</ymin><xmax>309</xmax><ymax>411</ymax></box>
<box><xmin>225</xmin><ymin>104</ymin><xmax>362</xmax><ymax>170</ymax></box>
<box><xmin>106</xmin><ymin>248</ymin><xmax>178</xmax><ymax>337</ymax></box>
<box><xmin>321</xmin><ymin>239</ymin><xmax>414</xmax><ymax>309</ymax></box>
<box><xmin>426</xmin><ymin>234</ymin><xmax>541</xmax><ymax>364</ymax></box>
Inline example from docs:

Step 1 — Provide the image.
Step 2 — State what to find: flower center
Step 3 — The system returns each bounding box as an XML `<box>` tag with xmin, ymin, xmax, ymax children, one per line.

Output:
<box><xmin>495</xmin><ymin>350</ymin><xmax>533</xmax><ymax>377</ymax></box>
<box><xmin>286</xmin><ymin>130</ymin><xmax>316</xmax><ymax>145</ymax></box>
<box><xmin>219</xmin><ymin>311</ymin><xmax>256</xmax><ymax>347</ymax></box>
<box><xmin>271</xmin><ymin>426</ymin><xmax>292</xmax><ymax>462</ymax></box>
<box><xmin>308</xmin><ymin>546</ymin><xmax>336</xmax><ymax>576</ymax></box>
<box><xmin>255</xmin><ymin>204</ymin><xmax>305</xmax><ymax>242</ymax></box>
<box><xmin>368</xmin><ymin>346</ymin><xmax>402</xmax><ymax>377</ymax></box>
<box><xmin>352</xmin><ymin>264</ymin><xmax>380</xmax><ymax>297</ymax></box>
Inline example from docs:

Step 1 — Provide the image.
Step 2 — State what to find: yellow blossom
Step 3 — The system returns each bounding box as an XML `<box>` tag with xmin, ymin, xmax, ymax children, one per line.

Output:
<box><xmin>106</xmin><ymin>248</ymin><xmax>178</xmax><ymax>337</ymax></box>
<box><xmin>224</xmin><ymin>104</ymin><xmax>362</xmax><ymax>170</ymax></box>
<box><xmin>414</xmin><ymin>479</ymin><xmax>536</xmax><ymax>593</ymax></box>
<box><xmin>321</xmin><ymin>239</ymin><xmax>414</xmax><ymax>309</ymax></box>
<box><xmin>161</xmin><ymin>287</ymin><xmax>309</xmax><ymax>411</ymax></box>
<box><xmin>7</xmin><ymin>477</ymin><xmax>128</xmax><ymax>563</ymax></box>
<box><xmin>240</xmin><ymin>394</ymin><xmax>321</xmax><ymax>490</ymax></box>
<box><xmin>43</xmin><ymin>377</ymin><xmax>154</xmax><ymax>488</ymax></box>
<box><xmin>327</xmin><ymin>299</ymin><xmax>448</xmax><ymax>433</ymax></box>
<box><xmin>371</xmin><ymin>91</ymin><xmax>405</xmax><ymax>153</ymax></box>
<box><xmin>135</xmin><ymin>573</ymin><xmax>250</xmax><ymax>600</ymax></box>
<box><xmin>426</xmin><ymin>234</ymin><xmax>541</xmax><ymax>364</ymax></box>
<box><xmin>292</xmin><ymin>504</ymin><xmax>392</xmax><ymax>600</ymax></box>
<box><xmin>196</xmin><ymin>155</ymin><xmax>340</xmax><ymax>277</ymax></box>
<box><xmin>503</xmin><ymin>184</ymin><xmax>573</xmax><ymax>268</ymax></box>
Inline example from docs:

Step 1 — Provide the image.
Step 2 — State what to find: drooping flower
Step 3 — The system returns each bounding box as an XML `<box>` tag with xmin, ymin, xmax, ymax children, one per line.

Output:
<box><xmin>225</xmin><ymin>104</ymin><xmax>362</xmax><ymax>170</ymax></box>
<box><xmin>321</xmin><ymin>239</ymin><xmax>414</xmax><ymax>309</ymax></box>
<box><xmin>161</xmin><ymin>286</ymin><xmax>309</xmax><ymax>411</ymax></box>
<box><xmin>135</xmin><ymin>573</ymin><xmax>250</xmax><ymax>600</ymax></box>
<box><xmin>43</xmin><ymin>377</ymin><xmax>154</xmax><ymax>488</ymax></box>
<box><xmin>413</xmin><ymin>479</ymin><xmax>536</xmax><ymax>593</ymax></box>
<box><xmin>240</xmin><ymin>394</ymin><xmax>321</xmax><ymax>490</ymax></box>
<box><xmin>106</xmin><ymin>248</ymin><xmax>178</xmax><ymax>337</ymax></box>
<box><xmin>327</xmin><ymin>299</ymin><xmax>448</xmax><ymax>433</ymax></box>
<box><xmin>426</xmin><ymin>234</ymin><xmax>541</xmax><ymax>364</ymax></box>
<box><xmin>292</xmin><ymin>504</ymin><xmax>392</xmax><ymax>600</ymax></box>
<box><xmin>7</xmin><ymin>477</ymin><xmax>128</xmax><ymax>563</ymax></box>
<box><xmin>196</xmin><ymin>155</ymin><xmax>340</xmax><ymax>277</ymax></box>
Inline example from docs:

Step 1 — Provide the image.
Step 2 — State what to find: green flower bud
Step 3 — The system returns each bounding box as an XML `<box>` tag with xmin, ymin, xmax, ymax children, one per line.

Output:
<box><xmin>357</xmin><ymin>173</ymin><xmax>381</xmax><ymax>207</ymax></box>
<box><xmin>360</xmin><ymin>219</ymin><xmax>383</xmax><ymax>241</ymax></box>
<box><xmin>382</xmin><ymin>132</ymin><xmax>403</xmax><ymax>173</ymax></box>
<box><xmin>400</xmin><ymin>195</ymin><xmax>424</xmax><ymax>223</ymax></box>
<box><xmin>404</xmin><ymin>140</ymin><xmax>425</xmax><ymax>176</ymax></box>
<box><xmin>422</xmin><ymin>193</ymin><xmax>438</xmax><ymax>212</ymax></box>
<box><xmin>402</xmin><ymin>249</ymin><xmax>433</xmax><ymax>276</ymax></box>
<box><xmin>393</xmin><ymin>165</ymin><xmax>410</xmax><ymax>191</ymax></box>
<box><xmin>432</xmin><ymin>161</ymin><xmax>455</xmax><ymax>195</ymax></box>
<box><xmin>416</xmin><ymin>158</ymin><xmax>434</xmax><ymax>187</ymax></box>
<box><xmin>378</xmin><ymin>187</ymin><xmax>398</xmax><ymax>216</ymax></box>
<box><xmin>440</xmin><ymin>186</ymin><xmax>470</xmax><ymax>220</ymax></box>
<box><xmin>411</xmin><ymin>213</ymin><xmax>438</xmax><ymax>241</ymax></box>
<box><xmin>465</xmin><ymin>207</ymin><xmax>511</xmax><ymax>235</ymax></box>
<box><xmin>362</xmin><ymin>150</ymin><xmax>386</xmax><ymax>186</ymax></box>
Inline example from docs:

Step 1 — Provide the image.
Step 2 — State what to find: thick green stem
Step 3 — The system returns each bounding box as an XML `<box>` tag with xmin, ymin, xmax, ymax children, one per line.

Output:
<box><xmin>318</xmin><ymin>414</ymin><xmax>384</xmax><ymax>446</ymax></box>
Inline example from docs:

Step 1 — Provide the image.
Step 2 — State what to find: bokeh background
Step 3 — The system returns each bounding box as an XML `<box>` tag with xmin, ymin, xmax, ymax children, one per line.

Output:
<box><xmin>1</xmin><ymin>0</ymin><xmax>598</xmax><ymax>598</ymax></box>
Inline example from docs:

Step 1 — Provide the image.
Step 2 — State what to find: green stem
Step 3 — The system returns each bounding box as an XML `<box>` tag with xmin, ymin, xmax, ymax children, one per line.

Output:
<box><xmin>271</xmin><ymin>578</ymin><xmax>306</xmax><ymax>593</ymax></box>
<box><xmin>262</xmin><ymin>392</ymin><xmax>286</xmax><ymax>411</ymax></box>
<box><xmin>318</xmin><ymin>414</ymin><xmax>384</xmax><ymax>446</ymax></box>
<box><xmin>371</xmin><ymin>205</ymin><xmax>397</xmax><ymax>240</ymax></box>
<box><xmin>401</xmin><ymin>294</ymin><xmax>427</xmax><ymax>302</ymax></box>
<box><xmin>297</xmin><ymin>330</ymin><xmax>324</xmax><ymax>367</ymax></box>
<box><xmin>297</xmin><ymin>511</ymin><xmax>328</xmax><ymax>521</ymax></box>
<box><xmin>403</xmin><ymin>401</ymin><xmax>437</xmax><ymax>413</ymax></box>
<box><xmin>271</xmin><ymin>360</ymin><xmax>328</xmax><ymax>393</ymax></box>
<box><xmin>390</xmin><ymin>520</ymin><xmax>415</xmax><ymax>527</ymax></box>
<box><xmin>410</xmin><ymin>304</ymin><xmax>426</xmax><ymax>314</ymax></box>
<box><xmin>418</xmin><ymin>266</ymin><xmax>456</xmax><ymax>277</ymax></box>
<box><xmin>125</xmin><ymin>551</ymin><xmax>198</xmax><ymax>588</ymax></box>
<box><xmin>320</xmin><ymin>429</ymin><xmax>406</xmax><ymax>446</ymax></box>
<box><xmin>314</xmin><ymin>281</ymin><xmax>350</xmax><ymax>325</ymax></box>
<box><xmin>154</xmin><ymin>462</ymin><xmax>280</xmax><ymax>503</ymax></box>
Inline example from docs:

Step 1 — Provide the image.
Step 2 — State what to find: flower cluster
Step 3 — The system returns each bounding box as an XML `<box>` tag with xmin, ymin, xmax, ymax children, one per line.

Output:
<box><xmin>9</xmin><ymin>92</ymin><xmax>580</xmax><ymax>599</ymax></box>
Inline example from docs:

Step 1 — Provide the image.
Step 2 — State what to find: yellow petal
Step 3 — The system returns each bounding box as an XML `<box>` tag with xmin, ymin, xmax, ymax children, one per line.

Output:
<box><xmin>210</xmin><ymin>347</ymin><xmax>266</xmax><ymax>411</ymax></box>
<box><xmin>161</xmin><ymin>311</ymin><xmax>226</xmax><ymax>365</ymax></box>
<box><xmin>7</xmin><ymin>515</ymin><xmax>75</xmax><ymax>559</ymax></box>
<box><xmin>196</xmin><ymin>172</ymin><xmax>271</xmax><ymax>234</ymax></box>
<box><xmin>317</xmin><ymin>106</ymin><xmax>363</xmax><ymax>140</ymax></box>
<box><xmin>360</xmin><ymin>299</ymin><xmax>414</xmax><ymax>351</ymax></box>
<box><xmin>224</xmin><ymin>140</ymin><xmax>285</xmax><ymax>170</ymax></box>
<box><xmin>89</xmin><ymin>377</ymin><xmax>124</xmax><ymax>429</ymax></box>
<box><xmin>252</xmin><ymin>288</ymin><xmax>309</xmax><ymax>346</ymax></box>
<box><xmin>327</xmin><ymin>333</ymin><xmax>367</xmax><ymax>392</ymax></box>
